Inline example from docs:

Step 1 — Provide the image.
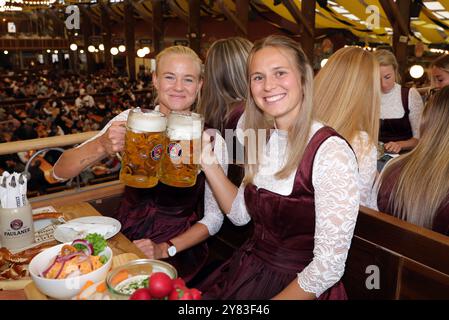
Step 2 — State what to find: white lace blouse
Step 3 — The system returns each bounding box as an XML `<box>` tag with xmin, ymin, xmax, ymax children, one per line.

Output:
<box><xmin>228</xmin><ymin>119</ymin><xmax>360</xmax><ymax>298</ymax></box>
<box><xmin>350</xmin><ymin>132</ymin><xmax>377</xmax><ymax>207</ymax></box>
<box><xmin>380</xmin><ymin>83</ymin><xmax>424</xmax><ymax>138</ymax></box>
<box><xmin>79</xmin><ymin>107</ymin><xmax>226</xmax><ymax>236</ymax></box>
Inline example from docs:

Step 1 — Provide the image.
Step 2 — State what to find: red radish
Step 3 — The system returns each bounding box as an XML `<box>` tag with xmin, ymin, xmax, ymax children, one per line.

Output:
<box><xmin>129</xmin><ymin>288</ymin><xmax>153</xmax><ymax>300</ymax></box>
<box><xmin>147</xmin><ymin>272</ymin><xmax>173</xmax><ymax>298</ymax></box>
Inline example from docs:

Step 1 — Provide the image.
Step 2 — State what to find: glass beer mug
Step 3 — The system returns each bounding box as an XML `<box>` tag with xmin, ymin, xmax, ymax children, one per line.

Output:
<box><xmin>119</xmin><ymin>108</ymin><xmax>167</xmax><ymax>188</ymax></box>
<box><xmin>160</xmin><ymin>112</ymin><xmax>203</xmax><ymax>188</ymax></box>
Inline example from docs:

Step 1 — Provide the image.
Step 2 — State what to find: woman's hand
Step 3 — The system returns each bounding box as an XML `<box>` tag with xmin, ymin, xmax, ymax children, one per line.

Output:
<box><xmin>200</xmin><ymin>129</ymin><xmax>219</xmax><ymax>172</ymax></box>
<box><xmin>98</xmin><ymin>121</ymin><xmax>126</xmax><ymax>155</ymax></box>
<box><xmin>133</xmin><ymin>239</ymin><xmax>168</xmax><ymax>259</ymax></box>
<box><xmin>384</xmin><ymin>141</ymin><xmax>402</xmax><ymax>154</ymax></box>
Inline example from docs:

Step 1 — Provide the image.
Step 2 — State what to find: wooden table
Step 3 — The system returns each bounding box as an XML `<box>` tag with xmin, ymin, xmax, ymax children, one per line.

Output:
<box><xmin>0</xmin><ymin>201</ymin><xmax>145</xmax><ymax>300</ymax></box>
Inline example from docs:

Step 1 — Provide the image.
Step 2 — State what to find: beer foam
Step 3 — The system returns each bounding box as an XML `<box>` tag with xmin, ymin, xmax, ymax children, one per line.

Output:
<box><xmin>166</xmin><ymin>112</ymin><xmax>202</xmax><ymax>140</ymax></box>
<box><xmin>127</xmin><ymin>109</ymin><xmax>167</xmax><ymax>132</ymax></box>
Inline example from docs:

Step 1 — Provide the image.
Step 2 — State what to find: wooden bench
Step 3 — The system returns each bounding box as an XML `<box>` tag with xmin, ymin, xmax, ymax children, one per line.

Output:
<box><xmin>343</xmin><ymin>206</ymin><xmax>449</xmax><ymax>299</ymax></box>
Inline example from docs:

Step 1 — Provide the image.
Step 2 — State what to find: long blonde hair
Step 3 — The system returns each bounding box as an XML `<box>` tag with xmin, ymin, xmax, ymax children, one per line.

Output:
<box><xmin>152</xmin><ymin>45</ymin><xmax>203</xmax><ymax>109</ymax></box>
<box><xmin>198</xmin><ymin>37</ymin><xmax>253</xmax><ymax>133</ymax></box>
<box><xmin>243</xmin><ymin>35</ymin><xmax>314</xmax><ymax>183</ymax></box>
<box><xmin>429</xmin><ymin>54</ymin><xmax>449</xmax><ymax>89</ymax></box>
<box><xmin>314</xmin><ymin>47</ymin><xmax>380</xmax><ymax>148</ymax></box>
<box><xmin>374</xmin><ymin>49</ymin><xmax>401</xmax><ymax>84</ymax></box>
<box><xmin>378</xmin><ymin>86</ymin><xmax>449</xmax><ymax>228</ymax></box>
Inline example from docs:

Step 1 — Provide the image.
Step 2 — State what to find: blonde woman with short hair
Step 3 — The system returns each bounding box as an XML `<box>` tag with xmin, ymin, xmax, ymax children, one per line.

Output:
<box><xmin>314</xmin><ymin>46</ymin><xmax>380</xmax><ymax>206</ymax></box>
<box><xmin>374</xmin><ymin>49</ymin><xmax>423</xmax><ymax>154</ymax></box>
<box><xmin>373</xmin><ymin>86</ymin><xmax>449</xmax><ymax>235</ymax></box>
<box><xmin>52</xmin><ymin>45</ymin><xmax>222</xmax><ymax>283</ymax></box>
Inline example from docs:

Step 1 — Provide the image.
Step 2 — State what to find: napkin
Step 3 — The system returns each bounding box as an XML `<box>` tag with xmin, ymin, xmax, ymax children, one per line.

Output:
<box><xmin>58</xmin><ymin>222</ymin><xmax>117</xmax><ymax>237</ymax></box>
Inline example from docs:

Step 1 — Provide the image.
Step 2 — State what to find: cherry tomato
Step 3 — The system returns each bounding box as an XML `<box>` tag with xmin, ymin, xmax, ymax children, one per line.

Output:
<box><xmin>129</xmin><ymin>288</ymin><xmax>152</xmax><ymax>300</ymax></box>
<box><xmin>148</xmin><ymin>272</ymin><xmax>173</xmax><ymax>299</ymax></box>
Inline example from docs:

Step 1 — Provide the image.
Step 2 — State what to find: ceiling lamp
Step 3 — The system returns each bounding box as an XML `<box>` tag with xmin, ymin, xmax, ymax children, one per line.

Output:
<box><xmin>4</xmin><ymin>50</ymin><xmax>8</xmax><ymax>54</ymax></box>
<box><xmin>79</xmin><ymin>49</ymin><xmax>84</xmax><ymax>54</ymax></box>
<box><xmin>110</xmin><ymin>47</ymin><xmax>119</xmax><ymax>55</ymax></box>
<box><xmin>118</xmin><ymin>45</ymin><xmax>126</xmax><ymax>52</ymax></box>
<box><xmin>98</xmin><ymin>44</ymin><xmax>104</xmax><ymax>51</ymax></box>
<box><xmin>69</xmin><ymin>43</ymin><xmax>77</xmax><ymax>51</ymax></box>
<box><xmin>137</xmin><ymin>48</ymin><xmax>146</xmax><ymax>58</ymax></box>
<box><xmin>143</xmin><ymin>47</ymin><xmax>150</xmax><ymax>55</ymax></box>
<box><xmin>410</xmin><ymin>65</ymin><xmax>424</xmax><ymax>79</ymax></box>
<box><xmin>320</xmin><ymin>58</ymin><xmax>328</xmax><ymax>68</ymax></box>
<box><xmin>54</xmin><ymin>50</ymin><xmax>58</xmax><ymax>54</ymax></box>
<box><xmin>88</xmin><ymin>45</ymin><xmax>95</xmax><ymax>53</ymax></box>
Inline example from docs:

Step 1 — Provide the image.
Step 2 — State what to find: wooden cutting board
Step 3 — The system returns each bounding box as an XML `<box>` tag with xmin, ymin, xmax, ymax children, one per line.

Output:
<box><xmin>24</xmin><ymin>252</ymin><xmax>140</xmax><ymax>300</ymax></box>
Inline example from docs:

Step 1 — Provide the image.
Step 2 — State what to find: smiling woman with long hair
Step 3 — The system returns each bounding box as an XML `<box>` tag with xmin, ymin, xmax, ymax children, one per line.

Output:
<box><xmin>374</xmin><ymin>86</ymin><xmax>449</xmax><ymax>235</ymax></box>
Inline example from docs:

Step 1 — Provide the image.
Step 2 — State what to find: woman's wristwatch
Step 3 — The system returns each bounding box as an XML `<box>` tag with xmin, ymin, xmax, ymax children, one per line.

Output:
<box><xmin>167</xmin><ymin>240</ymin><xmax>177</xmax><ymax>257</ymax></box>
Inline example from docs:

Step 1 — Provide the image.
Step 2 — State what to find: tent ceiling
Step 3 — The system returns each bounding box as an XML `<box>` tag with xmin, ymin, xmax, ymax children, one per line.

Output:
<box><xmin>3</xmin><ymin>0</ymin><xmax>449</xmax><ymax>45</ymax></box>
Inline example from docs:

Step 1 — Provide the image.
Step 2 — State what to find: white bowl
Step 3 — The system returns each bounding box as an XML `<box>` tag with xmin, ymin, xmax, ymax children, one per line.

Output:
<box><xmin>29</xmin><ymin>242</ymin><xmax>113</xmax><ymax>300</ymax></box>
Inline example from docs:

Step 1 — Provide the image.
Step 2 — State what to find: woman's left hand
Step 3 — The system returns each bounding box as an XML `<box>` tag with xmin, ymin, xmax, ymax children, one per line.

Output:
<box><xmin>384</xmin><ymin>141</ymin><xmax>402</xmax><ymax>154</ymax></box>
<box><xmin>133</xmin><ymin>239</ymin><xmax>167</xmax><ymax>259</ymax></box>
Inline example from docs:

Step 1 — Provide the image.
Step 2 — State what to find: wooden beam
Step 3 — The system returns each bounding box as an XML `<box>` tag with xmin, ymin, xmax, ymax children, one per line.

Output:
<box><xmin>217</xmin><ymin>0</ymin><xmax>247</xmax><ymax>37</ymax></box>
<box><xmin>79</xmin><ymin>5</ymin><xmax>104</xmax><ymax>30</ymax></box>
<box><xmin>188</xmin><ymin>0</ymin><xmax>201</xmax><ymax>55</ymax></box>
<box><xmin>167</xmin><ymin>0</ymin><xmax>189</xmax><ymax>23</ymax></box>
<box><xmin>128</xmin><ymin>0</ymin><xmax>160</xmax><ymax>34</ymax></box>
<box><xmin>379</xmin><ymin>0</ymin><xmax>409</xmax><ymax>36</ymax></box>
<box><xmin>99</xmin><ymin>1</ymin><xmax>123</xmax><ymax>23</ymax></box>
<box><xmin>152</xmin><ymin>0</ymin><xmax>164</xmax><ymax>54</ymax></box>
<box><xmin>282</xmin><ymin>0</ymin><xmax>314</xmax><ymax>37</ymax></box>
<box><xmin>124</xmin><ymin>0</ymin><xmax>136</xmax><ymax>81</ymax></box>
<box><xmin>392</xmin><ymin>0</ymin><xmax>411</xmax><ymax>80</ymax></box>
<box><xmin>80</xmin><ymin>5</ymin><xmax>96</xmax><ymax>74</ymax></box>
<box><xmin>100</xmin><ymin>0</ymin><xmax>112</xmax><ymax>72</ymax></box>
<box><xmin>300</xmin><ymin>0</ymin><xmax>315</xmax><ymax>65</ymax></box>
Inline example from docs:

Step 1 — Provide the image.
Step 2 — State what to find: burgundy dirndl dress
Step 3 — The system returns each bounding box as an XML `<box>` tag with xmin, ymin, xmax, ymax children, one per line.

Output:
<box><xmin>198</xmin><ymin>127</ymin><xmax>347</xmax><ymax>300</ymax></box>
<box><xmin>379</xmin><ymin>87</ymin><xmax>413</xmax><ymax>143</ymax></box>
<box><xmin>377</xmin><ymin>163</ymin><xmax>449</xmax><ymax>236</ymax></box>
<box><xmin>113</xmin><ymin>174</ymin><xmax>208</xmax><ymax>283</ymax></box>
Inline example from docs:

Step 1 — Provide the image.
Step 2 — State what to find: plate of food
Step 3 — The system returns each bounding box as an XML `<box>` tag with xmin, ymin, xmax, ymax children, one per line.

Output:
<box><xmin>53</xmin><ymin>216</ymin><xmax>121</xmax><ymax>243</ymax></box>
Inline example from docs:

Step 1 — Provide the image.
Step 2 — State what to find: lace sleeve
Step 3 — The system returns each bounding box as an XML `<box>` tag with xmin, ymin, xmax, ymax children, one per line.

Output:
<box><xmin>297</xmin><ymin>137</ymin><xmax>360</xmax><ymax>297</ymax></box>
<box><xmin>350</xmin><ymin>133</ymin><xmax>377</xmax><ymax>207</ymax></box>
<box><xmin>227</xmin><ymin>184</ymin><xmax>251</xmax><ymax>226</ymax></box>
<box><xmin>408</xmin><ymin>88</ymin><xmax>424</xmax><ymax>139</ymax></box>
<box><xmin>198</xmin><ymin>132</ymin><xmax>228</xmax><ymax>235</ymax></box>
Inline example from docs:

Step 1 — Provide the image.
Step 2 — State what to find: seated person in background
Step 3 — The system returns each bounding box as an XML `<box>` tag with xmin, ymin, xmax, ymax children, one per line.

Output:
<box><xmin>372</xmin><ymin>86</ymin><xmax>449</xmax><ymax>236</ymax></box>
<box><xmin>374</xmin><ymin>50</ymin><xmax>423</xmax><ymax>154</ymax></box>
<box><xmin>75</xmin><ymin>88</ymin><xmax>95</xmax><ymax>109</ymax></box>
<box><xmin>313</xmin><ymin>47</ymin><xmax>380</xmax><ymax>206</ymax></box>
<box><xmin>429</xmin><ymin>54</ymin><xmax>449</xmax><ymax>93</ymax></box>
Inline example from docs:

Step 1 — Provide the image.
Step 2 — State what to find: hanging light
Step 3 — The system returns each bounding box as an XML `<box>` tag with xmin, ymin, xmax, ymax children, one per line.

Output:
<box><xmin>410</xmin><ymin>65</ymin><xmax>424</xmax><ymax>79</ymax></box>
<box><xmin>79</xmin><ymin>49</ymin><xmax>84</xmax><ymax>54</ymax></box>
<box><xmin>320</xmin><ymin>58</ymin><xmax>328</xmax><ymax>68</ymax></box>
<box><xmin>54</xmin><ymin>50</ymin><xmax>58</xmax><ymax>54</ymax></box>
<box><xmin>88</xmin><ymin>45</ymin><xmax>95</xmax><ymax>53</ymax></box>
<box><xmin>118</xmin><ymin>45</ymin><xmax>126</xmax><ymax>52</ymax></box>
<box><xmin>3</xmin><ymin>50</ymin><xmax>8</xmax><ymax>54</ymax></box>
<box><xmin>98</xmin><ymin>44</ymin><xmax>104</xmax><ymax>51</ymax></box>
<box><xmin>137</xmin><ymin>48</ymin><xmax>146</xmax><ymax>58</ymax></box>
<box><xmin>143</xmin><ymin>47</ymin><xmax>150</xmax><ymax>55</ymax></box>
<box><xmin>69</xmin><ymin>43</ymin><xmax>77</xmax><ymax>51</ymax></box>
<box><xmin>110</xmin><ymin>47</ymin><xmax>119</xmax><ymax>55</ymax></box>
<box><xmin>46</xmin><ymin>49</ymin><xmax>51</xmax><ymax>53</ymax></box>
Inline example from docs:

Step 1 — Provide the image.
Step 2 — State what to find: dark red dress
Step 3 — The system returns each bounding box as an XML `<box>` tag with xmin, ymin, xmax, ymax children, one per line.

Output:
<box><xmin>198</xmin><ymin>127</ymin><xmax>348</xmax><ymax>300</ymax></box>
<box><xmin>377</xmin><ymin>163</ymin><xmax>449</xmax><ymax>236</ymax></box>
<box><xmin>113</xmin><ymin>174</ymin><xmax>207</xmax><ymax>283</ymax></box>
<box><xmin>379</xmin><ymin>87</ymin><xmax>413</xmax><ymax>143</ymax></box>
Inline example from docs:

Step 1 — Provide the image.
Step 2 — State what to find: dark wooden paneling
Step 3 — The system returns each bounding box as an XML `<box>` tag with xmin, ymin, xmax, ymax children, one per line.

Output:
<box><xmin>344</xmin><ymin>237</ymin><xmax>400</xmax><ymax>300</ymax></box>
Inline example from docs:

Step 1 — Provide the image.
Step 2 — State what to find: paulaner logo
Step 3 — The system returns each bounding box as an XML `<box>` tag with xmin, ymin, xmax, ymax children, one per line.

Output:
<box><xmin>10</xmin><ymin>219</ymin><xmax>23</xmax><ymax>230</ymax></box>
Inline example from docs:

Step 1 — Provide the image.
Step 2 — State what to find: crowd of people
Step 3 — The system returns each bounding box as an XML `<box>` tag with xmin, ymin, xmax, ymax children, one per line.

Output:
<box><xmin>3</xmin><ymin>35</ymin><xmax>449</xmax><ymax>300</ymax></box>
<box><xmin>0</xmin><ymin>70</ymin><xmax>154</xmax><ymax>193</ymax></box>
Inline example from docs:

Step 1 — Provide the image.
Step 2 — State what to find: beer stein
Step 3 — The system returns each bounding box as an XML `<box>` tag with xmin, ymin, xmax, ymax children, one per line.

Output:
<box><xmin>160</xmin><ymin>111</ymin><xmax>203</xmax><ymax>187</ymax></box>
<box><xmin>119</xmin><ymin>108</ymin><xmax>167</xmax><ymax>188</ymax></box>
